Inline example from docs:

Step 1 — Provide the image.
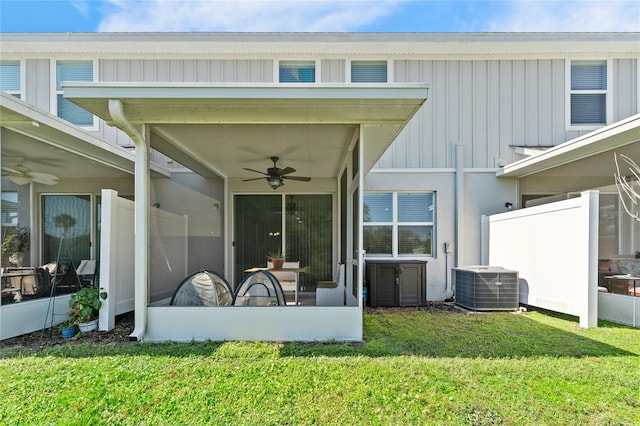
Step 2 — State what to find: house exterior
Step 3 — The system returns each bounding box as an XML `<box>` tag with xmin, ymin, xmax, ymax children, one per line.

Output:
<box><xmin>1</xmin><ymin>32</ymin><xmax>638</xmax><ymax>341</ymax></box>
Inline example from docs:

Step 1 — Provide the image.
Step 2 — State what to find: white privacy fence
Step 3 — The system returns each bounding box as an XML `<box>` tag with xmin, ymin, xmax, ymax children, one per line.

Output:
<box><xmin>99</xmin><ymin>189</ymin><xmax>188</xmax><ymax>331</ymax></box>
<box><xmin>486</xmin><ymin>191</ymin><xmax>599</xmax><ymax>328</ymax></box>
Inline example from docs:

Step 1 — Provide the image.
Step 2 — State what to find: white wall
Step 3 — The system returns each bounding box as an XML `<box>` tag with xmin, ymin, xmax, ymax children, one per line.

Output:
<box><xmin>488</xmin><ymin>191</ymin><xmax>599</xmax><ymax>327</ymax></box>
<box><xmin>145</xmin><ymin>306</ymin><xmax>362</xmax><ymax>342</ymax></box>
<box><xmin>1</xmin><ymin>294</ymin><xmax>72</xmax><ymax>340</ymax></box>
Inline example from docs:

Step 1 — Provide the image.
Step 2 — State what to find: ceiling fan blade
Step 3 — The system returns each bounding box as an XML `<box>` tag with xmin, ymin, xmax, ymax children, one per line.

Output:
<box><xmin>30</xmin><ymin>177</ymin><xmax>58</xmax><ymax>185</ymax></box>
<box><xmin>280</xmin><ymin>167</ymin><xmax>297</xmax><ymax>175</ymax></box>
<box><xmin>2</xmin><ymin>166</ymin><xmax>24</xmax><ymax>174</ymax></box>
<box><xmin>283</xmin><ymin>176</ymin><xmax>311</xmax><ymax>182</ymax></box>
<box><xmin>28</xmin><ymin>172</ymin><xmax>59</xmax><ymax>181</ymax></box>
<box><xmin>242</xmin><ymin>177</ymin><xmax>267</xmax><ymax>182</ymax></box>
<box><xmin>242</xmin><ymin>167</ymin><xmax>268</xmax><ymax>175</ymax></box>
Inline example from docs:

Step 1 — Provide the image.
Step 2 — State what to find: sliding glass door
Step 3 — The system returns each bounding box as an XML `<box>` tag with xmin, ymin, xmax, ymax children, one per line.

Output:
<box><xmin>41</xmin><ymin>194</ymin><xmax>91</xmax><ymax>266</ymax></box>
<box><xmin>234</xmin><ymin>194</ymin><xmax>333</xmax><ymax>290</ymax></box>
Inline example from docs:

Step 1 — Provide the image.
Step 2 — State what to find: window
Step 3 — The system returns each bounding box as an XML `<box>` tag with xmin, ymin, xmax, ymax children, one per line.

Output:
<box><xmin>56</xmin><ymin>61</ymin><xmax>94</xmax><ymax>126</ymax></box>
<box><xmin>351</xmin><ymin>60</ymin><xmax>387</xmax><ymax>83</ymax></box>
<box><xmin>0</xmin><ymin>60</ymin><xmax>21</xmax><ymax>98</ymax></box>
<box><xmin>569</xmin><ymin>60</ymin><xmax>607</xmax><ymax>127</ymax></box>
<box><xmin>1</xmin><ymin>192</ymin><xmax>19</xmax><ymax>227</ymax></box>
<box><xmin>279</xmin><ymin>61</ymin><xmax>315</xmax><ymax>83</ymax></box>
<box><xmin>364</xmin><ymin>192</ymin><xmax>434</xmax><ymax>257</ymax></box>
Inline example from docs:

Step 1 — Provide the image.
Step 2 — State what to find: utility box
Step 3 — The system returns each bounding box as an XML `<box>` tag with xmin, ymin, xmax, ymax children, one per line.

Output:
<box><xmin>366</xmin><ymin>260</ymin><xmax>427</xmax><ymax>307</ymax></box>
<box><xmin>453</xmin><ymin>266</ymin><xmax>519</xmax><ymax>311</ymax></box>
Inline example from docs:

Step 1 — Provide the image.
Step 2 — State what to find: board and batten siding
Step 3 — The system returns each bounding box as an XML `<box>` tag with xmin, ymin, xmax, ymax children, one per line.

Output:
<box><xmin>24</xmin><ymin>59</ymin><xmax>51</xmax><ymax>112</ymax></box>
<box><xmin>99</xmin><ymin>59</ymin><xmax>273</xmax><ymax>83</ymax></box>
<box><xmin>379</xmin><ymin>58</ymin><xmax>638</xmax><ymax>170</ymax></box>
<box><xmin>613</xmin><ymin>59</ymin><xmax>638</xmax><ymax>122</ymax></box>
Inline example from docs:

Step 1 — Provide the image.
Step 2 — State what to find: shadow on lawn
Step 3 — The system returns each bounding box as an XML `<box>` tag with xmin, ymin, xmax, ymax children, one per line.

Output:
<box><xmin>0</xmin><ymin>310</ymin><xmax>637</xmax><ymax>360</ymax></box>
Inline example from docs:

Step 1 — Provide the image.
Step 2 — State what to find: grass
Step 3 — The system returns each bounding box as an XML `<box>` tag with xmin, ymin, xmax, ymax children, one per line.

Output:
<box><xmin>1</xmin><ymin>309</ymin><xmax>639</xmax><ymax>425</ymax></box>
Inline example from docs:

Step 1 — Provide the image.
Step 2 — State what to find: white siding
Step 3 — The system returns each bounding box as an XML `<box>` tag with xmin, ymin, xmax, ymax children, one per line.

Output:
<box><xmin>321</xmin><ymin>59</ymin><xmax>345</xmax><ymax>83</ymax></box>
<box><xmin>385</xmin><ymin>58</ymin><xmax>632</xmax><ymax>169</ymax></box>
<box><xmin>100</xmin><ymin>59</ymin><xmax>273</xmax><ymax>83</ymax></box>
<box><xmin>24</xmin><ymin>59</ymin><xmax>50</xmax><ymax>111</ymax></box>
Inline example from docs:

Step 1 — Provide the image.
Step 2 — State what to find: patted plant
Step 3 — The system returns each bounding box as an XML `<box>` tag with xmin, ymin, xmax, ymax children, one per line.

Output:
<box><xmin>68</xmin><ymin>285</ymin><xmax>107</xmax><ymax>325</ymax></box>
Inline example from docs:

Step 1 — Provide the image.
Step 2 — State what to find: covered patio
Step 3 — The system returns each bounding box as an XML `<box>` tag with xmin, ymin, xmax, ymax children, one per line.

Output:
<box><xmin>64</xmin><ymin>82</ymin><xmax>429</xmax><ymax>341</ymax></box>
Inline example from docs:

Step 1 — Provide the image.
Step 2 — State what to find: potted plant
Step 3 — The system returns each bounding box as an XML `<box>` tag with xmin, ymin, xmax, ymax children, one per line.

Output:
<box><xmin>58</xmin><ymin>320</ymin><xmax>77</xmax><ymax>338</ymax></box>
<box><xmin>68</xmin><ymin>285</ymin><xmax>107</xmax><ymax>332</ymax></box>
<box><xmin>267</xmin><ymin>248</ymin><xmax>286</xmax><ymax>270</ymax></box>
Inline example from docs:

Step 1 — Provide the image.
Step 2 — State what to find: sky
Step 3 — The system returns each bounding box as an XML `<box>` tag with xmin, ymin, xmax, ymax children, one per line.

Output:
<box><xmin>0</xmin><ymin>0</ymin><xmax>638</xmax><ymax>33</ymax></box>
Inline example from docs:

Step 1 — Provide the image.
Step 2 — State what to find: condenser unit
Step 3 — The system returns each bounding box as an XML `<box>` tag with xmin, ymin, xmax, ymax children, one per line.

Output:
<box><xmin>453</xmin><ymin>266</ymin><xmax>519</xmax><ymax>311</ymax></box>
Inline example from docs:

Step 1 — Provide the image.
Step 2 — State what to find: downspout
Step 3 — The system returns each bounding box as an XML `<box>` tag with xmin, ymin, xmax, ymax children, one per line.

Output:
<box><xmin>108</xmin><ymin>99</ymin><xmax>149</xmax><ymax>341</ymax></box>
<box><xmin>454</xmin><ymin>142</ymin><xmax>464</xmax><ymax>270</ymax></box>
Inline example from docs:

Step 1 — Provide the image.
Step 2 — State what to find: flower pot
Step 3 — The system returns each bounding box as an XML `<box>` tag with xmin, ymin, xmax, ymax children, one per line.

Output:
<box><xmin>78</xmin><ymin>319</ymin><xmax>98</xmax><ymax>332</ymax></box>
<box><xmin>271</xmin><ymin>258</ymin><xmax>284</xmax><ymax>269</ymax></box>
<box><xmin>61</xmin><ymin>326</ymin><xmax>76</xmax><ymax>338</ymax></box>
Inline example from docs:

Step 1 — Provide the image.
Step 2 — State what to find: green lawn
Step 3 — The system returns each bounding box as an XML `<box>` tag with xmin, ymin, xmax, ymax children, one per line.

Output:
<box><xmin>1</xmin><ymin>309</ymin><xmax>639</xmax><ymax>425</ymax></box>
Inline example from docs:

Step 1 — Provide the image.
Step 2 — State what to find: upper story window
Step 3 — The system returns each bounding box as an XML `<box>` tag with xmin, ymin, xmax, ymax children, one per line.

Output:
<box><xmin>0</xmin><ymin>60</ymin><xmax>21</xmax><ymax>98</ymax></box>
<box><xmin>364</xmin><ymin>192</ymin><xmax>435</xmax><ymax>257</ymax></box>
<box><xmin>569</xmin><ymin>60</ymin><xmax>608</xmax><ymax>127</ymax></box>
<box><xmin>279</xmin><ymin>61</ymin><xmax>315</xmax><ymax>83</ymax></box>
<box><xmin>56</xmin><ymin>61</ymin><xmax>94</xmax><ymax>126</ymax></box>
<box><xmin>351</xmin><ymin>60</ymin><xmax>387</xmax><ymax>83</ymax></box>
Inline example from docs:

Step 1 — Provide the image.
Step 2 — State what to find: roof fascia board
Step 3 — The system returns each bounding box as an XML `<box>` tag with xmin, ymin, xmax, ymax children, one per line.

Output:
<box><xmin>62</xmin><ymin>82</ymin><xmax>430</xmax><ymax>101</ymax></box>
<box><xmin>2</xmin><ymin>32</ymin><xmax>638</xmax><ymax>58</ymax></box>
<box><xmin>498</xmin><ymin>114</ymin><xmax>640</xmax><ymax>178</ymax></box>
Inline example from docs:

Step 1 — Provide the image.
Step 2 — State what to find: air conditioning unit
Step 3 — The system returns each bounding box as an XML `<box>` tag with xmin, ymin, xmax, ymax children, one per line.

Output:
<box><xmin>453</xmin><ymin>266</ymin><xmax>519</xmax><ymax>311</ymax></box>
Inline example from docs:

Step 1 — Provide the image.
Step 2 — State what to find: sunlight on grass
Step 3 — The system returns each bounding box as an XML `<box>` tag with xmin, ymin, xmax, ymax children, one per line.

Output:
<box><xmin>1</xmin><ymin>310</ymin><xmax>639</xmax><ymax>425</ymax></box>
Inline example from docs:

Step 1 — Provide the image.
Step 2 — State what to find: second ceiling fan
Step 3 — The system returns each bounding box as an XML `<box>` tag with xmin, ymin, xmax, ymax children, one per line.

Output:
<box><xmin>243</xmin><ymin>157</ymin><xmax>311</xmax><ymax>189</ymax></box>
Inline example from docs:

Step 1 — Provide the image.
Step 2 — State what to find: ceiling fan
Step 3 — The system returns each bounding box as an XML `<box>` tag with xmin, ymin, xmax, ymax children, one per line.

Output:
<box><xmin>1</xmin><ymin>158</ymin><xmax>59</xmax><ymax>186</ymax></box>
<box><xmin>243</xmin><ymin>157</ymin><xmax>311</xmax><ymax>189</ymax></box>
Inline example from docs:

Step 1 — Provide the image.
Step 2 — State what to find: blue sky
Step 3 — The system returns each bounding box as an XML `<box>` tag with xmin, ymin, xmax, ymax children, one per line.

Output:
<box><xmin>0</xmin><ymin>1</ymin><xmax>638</xmax><ymax>32</ymax></box>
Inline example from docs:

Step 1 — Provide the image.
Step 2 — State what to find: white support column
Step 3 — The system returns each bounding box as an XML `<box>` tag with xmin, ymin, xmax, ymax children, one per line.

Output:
<box><xmin>357</xmin><ymin>125</ymin><xmax>365</xmax><ymax>310</ymax></box>
<box><xmin>108</xmin><ymin>99</ymin><xmax>149</xmax><ymax>341</ymax></box>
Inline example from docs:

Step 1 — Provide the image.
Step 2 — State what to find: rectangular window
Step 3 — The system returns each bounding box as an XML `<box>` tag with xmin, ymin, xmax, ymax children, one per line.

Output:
<box><xmin>364</xmin><ymin>192</ymin><xmax>434</xmax><ymax>257</ymax></box>
<box><xmin>279</xmin><ymin>61</ymin><xmax>315</xmax><ymax>83</ymax></box>
<box><xmin>569</xmin><ymin>60</ymin><xmax>607</xmax><ymax>126</ymax></box>
<box><xmin>56</xmin><ymin>61</ymin><xmax>94</xmax><ymax>126</ymax></box>
<box><xmin>1</xmin><ymin>192</ymin><xmax>19</xmax><ymax>227</ymax></box>
<box><xmin>351</xmin><ymin>60</ymin><xmax>387</xmax><ymax>83</ymax></box>
<box><xmin>0</xmin><ymin>60</ymin><xmax>21</xmax><ymax>98</ymax></box>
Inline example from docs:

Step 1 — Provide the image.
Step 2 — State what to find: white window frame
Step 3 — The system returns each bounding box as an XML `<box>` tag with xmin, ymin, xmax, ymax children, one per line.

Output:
<box><xmin>363</xmin><ymin>191</ymin><xmax>435</xmax><ymax>258</ymax></box>
<box><xmin>276</xmin><ymin>59</ymin><xmax>319</xmax><ymax>83</ymax></box>
<box><xmin>565</xmin><ymin>58</ymin><xmax>613</xmax><ymax>131</ymax></box>
<box><xmin>50</xmin><ymin>59</ymin><xmax>98</xmax><ymax>130</ymax></box>
<box><xmin>0</xmin><ymin>59</ymin><xmax>23</xmax><ymax>99</ymax></box>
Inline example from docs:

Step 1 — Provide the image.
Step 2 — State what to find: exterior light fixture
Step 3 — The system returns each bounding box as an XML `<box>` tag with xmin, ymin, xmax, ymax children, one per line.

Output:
<box><xmin>505</xmin><ymin>202</ymin><xmax>513</xmax><ymax>210</ymax></box>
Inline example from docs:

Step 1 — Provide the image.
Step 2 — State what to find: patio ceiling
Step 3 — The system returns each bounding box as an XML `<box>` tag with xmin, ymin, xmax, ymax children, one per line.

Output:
<box><xmin>63</xmin><ymin>83</ymin><xmax>429</xmax><ymax>180</ymax></box>
<box><xmin>0</xmin><ymin>93</ymin><xmax>168</xmax><ymax>180</ymax></box>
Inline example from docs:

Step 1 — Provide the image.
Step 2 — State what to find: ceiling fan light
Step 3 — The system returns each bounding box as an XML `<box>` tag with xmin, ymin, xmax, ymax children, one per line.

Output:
<box><xmin>267</xmin><ymin>176</ymin><xmax>283</xmax><ymax>189</ymax></box>
<box><xmin>8</xmin><ymin>175</ymin><xmax>30</xmax><ymax>185</ymax></box>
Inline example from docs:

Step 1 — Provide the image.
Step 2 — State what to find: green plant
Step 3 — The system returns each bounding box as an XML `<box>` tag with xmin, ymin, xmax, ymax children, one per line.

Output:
<box><xmin>266</xmin><ymin>248</ymin><xmax>286</xmax><ymax>260</ymax></box>
<box><xmin>1</xmin><ymin>226</ymin><xmax>30</xmax><ymax>256</ymax></box>
<box><xmin>68</xmin><ymin>285</ymin><xmax>107</xmax><ymax>324</ymax></box>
